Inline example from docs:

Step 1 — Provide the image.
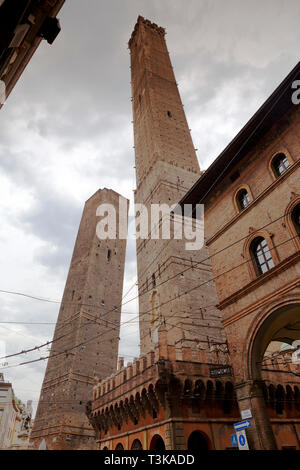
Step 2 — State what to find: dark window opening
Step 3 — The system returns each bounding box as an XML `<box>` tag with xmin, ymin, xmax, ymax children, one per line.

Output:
<box><xmin>237</xmin><ymin>188</ymin><xmax>251</xmax><ymax>211</ymax></box>
<box><xmin>107</xmin><ymin>249</ymin><xmax>111</xmax><ymax>262</ymax></box>
<box><xmin>272</xmin><ymin>153</ymin><xmax>290</xmax><ymax>177</ymax></box>
<box><xmin>275</xmin><ymin>385</ymin><xmax>285</xmax><ymax>415</ymax></box>
<box><xmin>152</xmin><ymin>273</ymin><xmax>156</xmax><ymax>288</ymax></box>
<box><xmin>152</xmin><ymin>409</ymin><xmax>157</xmax><ymax>419</ymax></box>
<box><xmin>131</xmin><ymin>439</ymin><xmax>143</xmax><ymax>450</ymax></box>
<box><xmin>250</xmin><ymin>237</ymin><xmax>275</xmax><ymax>275</ymax></box>
<box><xmin>167</xmin><ymin>110</ymin><xmax>172</xmax><ymax>117</ymax></box>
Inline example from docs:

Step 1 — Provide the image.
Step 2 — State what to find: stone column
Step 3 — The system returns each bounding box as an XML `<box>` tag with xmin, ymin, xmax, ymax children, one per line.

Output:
<box><xmin>164</xmin><ymin>391</ymin><xmax>186</xmax><ymax>450</ymax></box>
<box><xmin>235</xmin><ymin>380</ymin><xmax>277</xmax><ymax>450</ymax></box>
<box><xmin>165</xmin><ymin>421</ymin><xmax>186</xmax><ymax>450</ymax></box>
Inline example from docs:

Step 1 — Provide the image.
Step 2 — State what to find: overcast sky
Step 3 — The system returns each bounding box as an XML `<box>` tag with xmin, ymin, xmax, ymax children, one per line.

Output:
<box><xmin>0</xmin><ymin>0</ymin><xmax>300</xmax><ymax>415</ymax></box>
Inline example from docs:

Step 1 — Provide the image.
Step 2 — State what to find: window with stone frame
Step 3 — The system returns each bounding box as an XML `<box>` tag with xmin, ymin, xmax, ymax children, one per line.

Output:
<box><xmin>236</xmin><ymin>188</ymin><xmax>251</xmax><ymax>211</ymax></box>
<box><xmin>250</xmin><ymin>236</ymin><xmax>275</xmax><ymax>275</ymax></box>
<box><xmin>271</xmin><ymin>153</ymin><xmax>290</xmax><ymax>178</ymax></box>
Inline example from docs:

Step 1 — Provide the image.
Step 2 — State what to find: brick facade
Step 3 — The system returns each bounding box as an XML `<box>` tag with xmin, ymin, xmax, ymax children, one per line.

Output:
<box><xmin>30</xmin><ymin>189</ymin><xmax>128</xmax><ymax>449</ymax></box>
<box><xmin>179</xmin><ymin>60</ymin><xmax>300</xmax><ymax>449</ymax></box>
<box><xmin>130</xmin><ymin>16</ymin><xmax>225</xmax><ymax>355</ymax></box>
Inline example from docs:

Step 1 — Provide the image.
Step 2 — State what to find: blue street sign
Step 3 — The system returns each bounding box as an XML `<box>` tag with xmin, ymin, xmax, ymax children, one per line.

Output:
<box><xmin>234</xmin><ymin>420</ymin><xmax>251</xmax><ymax>431</ymax></box>
<box><xmin>230</xmin><ymin>434</ymin><xmax>238</xmax><ymax>447</ymax></box>
<box><xmin>236</xmin><ymin>430</ymin><xmax>249</xmax><ymax>450</ymax></box>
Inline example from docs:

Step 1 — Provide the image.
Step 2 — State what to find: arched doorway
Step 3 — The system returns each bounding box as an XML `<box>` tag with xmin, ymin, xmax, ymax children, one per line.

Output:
<box><xmin>251</xmin><ymin>302</ymin><xmax>300</xmax><ymax>380</ymax></box>
<box><xmin>115</xmin><ymin>443</ymin><xmax>124</xmax><ymax>450</ymax></box>
<box><xmin>149</xmin><ymin>434</ymin><xmax>165</xmax><ymax>451</ymax></box>
<box><xmin>187</xmin><ymin>431</ymin><xmax>210</xmax><ymax>451</ymax></box>
<box><xmin>246</xmin><ymin>301</ymin><xmax>300</xmax><ymax>449</ymax></box>
<box><xmin>130</xmin><ymin>439</ymin><xmax>143</xmax><ymax>450</ymax></box>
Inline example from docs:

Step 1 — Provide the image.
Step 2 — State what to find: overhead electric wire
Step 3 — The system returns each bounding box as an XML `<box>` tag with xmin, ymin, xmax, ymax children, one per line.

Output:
<box><xmin>1</xmin><ymin>233</ymin><xmax>298</xmax><ymax>368</ymax></box>
<box><xmin>1</xmin><ymin>70</ymin><xmax>298</xmax><ymax>364</ymax></box>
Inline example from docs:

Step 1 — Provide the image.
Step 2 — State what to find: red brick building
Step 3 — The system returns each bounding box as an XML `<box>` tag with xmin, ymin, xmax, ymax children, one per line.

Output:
<box><xmin>179</xmin><ymin>60</ymin><xmax>300</xmax><ymax>449</ymax></box>
<box><xmin>86</xmin><ymin>18</ymin><xmax>300</xmax><ymax>450</ymax></box>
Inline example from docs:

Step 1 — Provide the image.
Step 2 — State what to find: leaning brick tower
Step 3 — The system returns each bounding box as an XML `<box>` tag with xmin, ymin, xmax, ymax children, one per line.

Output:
<box><xmin>30</xmin><ymin>189</ymin><xmax>128</xmax><ymax>450</ymax></box>
<box><xmin>129</xmin><ymin>17</ymin><xmax>226</xmax><ymax>354</ymax></box>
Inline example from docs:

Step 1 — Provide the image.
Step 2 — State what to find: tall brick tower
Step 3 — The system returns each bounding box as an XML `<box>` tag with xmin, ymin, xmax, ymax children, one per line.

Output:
<box><xmin>129</xmin><ymin>17</ymin><xmax>226</xmax><ymax>354</ymax></box>
<box><xmin>30</xmin><ymin>189</ymin><xmax>128</xmax><ymax>450</ymax></box>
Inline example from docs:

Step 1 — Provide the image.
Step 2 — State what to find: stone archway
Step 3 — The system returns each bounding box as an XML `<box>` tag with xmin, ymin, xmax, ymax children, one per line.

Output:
<box><xmin>238</xmin><ymin>301</ymin><xmax>300</xmax><ymax>450</ymax></box>
<box><xmin>149</xmin><ymin>434</ymin><xmax>165</xmax><ymax>451</ymax></box>
<box><xmin>250</xmin><ymin>302</ymin><xmax>300</xmax><ymax>381</ymax></box>
<box><xmin>187</xmin><ymin>430</ymin><xmax>210</xmax><ymax>451</ymax></box>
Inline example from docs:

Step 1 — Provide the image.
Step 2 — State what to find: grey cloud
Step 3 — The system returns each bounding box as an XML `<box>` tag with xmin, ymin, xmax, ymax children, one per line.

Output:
<box><xmin>1</xmin><ymin>0</ymin><xmax>300</xmax><ymax>415</ymax></box>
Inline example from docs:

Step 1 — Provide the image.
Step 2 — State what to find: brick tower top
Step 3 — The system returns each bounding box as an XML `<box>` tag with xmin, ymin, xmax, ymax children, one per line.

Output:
<box><xmin>128</xmin><ymin>16</ymin><xmax>165</xmax><ymax>47</ymax></box>
<box><xmin>129</xmin><ymin>16</ymin><xmax>200</xmax><ymax>187</ymax></box>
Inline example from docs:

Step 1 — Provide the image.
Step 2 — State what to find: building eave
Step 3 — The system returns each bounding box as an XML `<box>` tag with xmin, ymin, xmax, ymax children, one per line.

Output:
<box><xmin>178</xmin><ymin>60</ymin><xmax>300</xmax><ymax>214</ymax></box>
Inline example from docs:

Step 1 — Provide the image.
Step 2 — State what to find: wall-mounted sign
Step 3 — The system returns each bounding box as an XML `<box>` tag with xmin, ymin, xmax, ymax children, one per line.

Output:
<box><xmin>209</xmin><ymin>365</ymin><xmax>232</xmax><ymax>378</ymax></box>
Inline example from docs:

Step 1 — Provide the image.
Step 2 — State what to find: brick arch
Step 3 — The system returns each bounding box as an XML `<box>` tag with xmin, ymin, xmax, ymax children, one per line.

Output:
<box><xmin>187</xmin><ymin>430</ymin><xmax>211</xmax><ymax>451</ymax></box>
<box><xmin>245</xmin><ymin>297</ymin><xmax>300</xmax><ymax>381</ymax></box>
<box><xmin>183</xmin><ymin>378</ymin><xmax>193</xmax><ymax>395</ymax></box>
<box><xmin>194</xmin><ymin>379</ymin><xmax>206</xmax><ymax>400</ymax></box>
<box><xmin>149</xmin><ymin>434</ymin><xmax>165</xmax><ymax>451</ymax></box>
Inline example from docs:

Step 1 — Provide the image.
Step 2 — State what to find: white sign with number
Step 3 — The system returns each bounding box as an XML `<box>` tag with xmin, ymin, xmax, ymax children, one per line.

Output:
<box><xmin>236</xmin><ymin>430</ymin><xmax>249</xmax><ymax>450</ymax></box>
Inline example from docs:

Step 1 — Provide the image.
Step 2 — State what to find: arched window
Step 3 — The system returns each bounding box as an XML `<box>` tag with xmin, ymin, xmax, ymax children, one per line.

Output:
<box><xmin>250</xmin><ymin>237</ymin><xmax>275</xmax><ymax>275</ymax></box>
<box><xmin>271</xmin><ymin>153</ymin><xmax>290</xmax><ymax>177</ymax></box>
<box><xmin>236</xmin><ymin>188</ymin><xmax>251</xmax><ymax>211</ymax></box>
<box><xmin>291</xmin><ymin>204</ymin><xmax>300</xmax><ymax>237</ymax></box>
<box><xmin>130</xmin><ymin>439</ymin><xmax>143</xmax><ymax>450</ymax></box>
<box><xmin>115</xmin><ymin>443</ymin><xmax>124</xmax><ymax>450</ymax></box>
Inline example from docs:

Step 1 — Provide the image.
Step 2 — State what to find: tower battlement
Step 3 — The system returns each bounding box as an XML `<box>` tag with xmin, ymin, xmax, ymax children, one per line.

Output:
<box><xmin>128</xmin><ymin>16</ymin><xmax>165</xmax><ymax>47</ymax></box>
